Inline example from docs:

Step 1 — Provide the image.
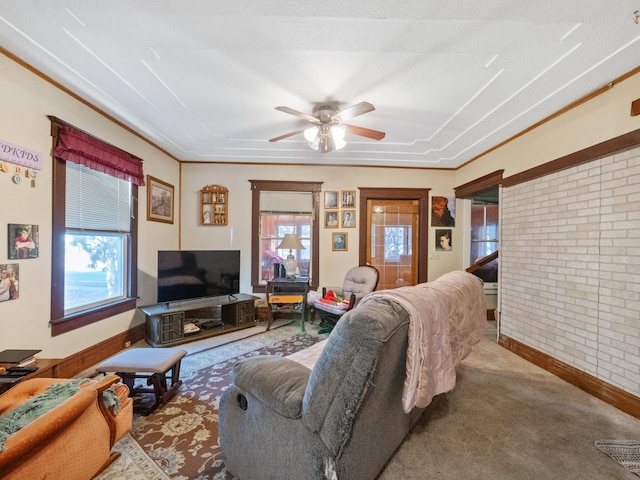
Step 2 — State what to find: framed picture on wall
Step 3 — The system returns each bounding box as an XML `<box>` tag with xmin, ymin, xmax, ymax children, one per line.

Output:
<box><xmin>324</xmin><ymin>191</ymin><xmax>338</xmax><ymax>209</ymax></box>
<box><xmin>0</xmin><ymin>263</ymin><xmax>19</xmax><ymax>301</ymax></box>
<box><xmin>147</xmin><ymin>175</ymin><xmax>174</xmax><ymax>224</ymax></box>
<box><xmin>325</xmin><ymin>211</ymin><xmax>339</xmax><ymax>228</ymax></box>
<box><xmin>341</xmin><ymin>210</ymin><xmax>356</xmax><ymax>228</ymax></box>
<box><xmin>435</xmin><ymin>229</ymin><xmax>452</xmax><ymax>251</ymax></box>
<box><xmin>332</xmin><ymin>232</ymin><xmax>348</xmax><ymax>251</ymax></box>
<box><xmin>431</xmin><ymin>196</ymin><xmax>455</xmax><ymax>227</ymax></box>
<box><xmin>341</xmin><ymin>190</ymin><xmax>356</xmax><ymax>208</ymax></box>
<box><xmin>8</xmin><ymin>224</ymin><xmax>39</xmax><ymax>259</ymax></box>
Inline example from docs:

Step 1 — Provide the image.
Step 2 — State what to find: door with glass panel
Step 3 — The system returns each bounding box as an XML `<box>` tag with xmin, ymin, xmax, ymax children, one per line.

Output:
<box><xmin>365</xmin><ymin>199</ymin><xmax>420</xmax><ymax>290</ymax></box>
<box><xmin>359</xmin><ymin>188</ymin><xmax>429</xmax><ymax>289</ymax></box>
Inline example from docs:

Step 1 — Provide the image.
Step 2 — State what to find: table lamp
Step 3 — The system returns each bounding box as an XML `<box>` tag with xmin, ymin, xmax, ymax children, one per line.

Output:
<box><xmin>276</xmin><ymin>234</ymin><xmax>305</xmax><ymax>278</ymax></box>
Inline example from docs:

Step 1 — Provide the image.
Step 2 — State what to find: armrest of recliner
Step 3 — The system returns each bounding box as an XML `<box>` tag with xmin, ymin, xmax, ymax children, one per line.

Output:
<box><xmin>232</xmin><ymin>356</ymin><xmax>311</xmax><ymax>419</ymax></box>
<box><xmin>94</xmin><ymin>374</ymin><xmax>133</xmax><ymax>446</ymax></box>
<box><xmin>0</xmin><ymin>382</ymin><xmax>98</xmax><ymax>471</ymax></box>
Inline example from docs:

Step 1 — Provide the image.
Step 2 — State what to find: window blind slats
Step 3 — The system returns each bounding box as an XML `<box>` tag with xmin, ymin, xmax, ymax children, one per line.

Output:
<box><xmin>66</xmin><ymin>162</ymin><xmax>131</xmax><ymax>232</ymax></box>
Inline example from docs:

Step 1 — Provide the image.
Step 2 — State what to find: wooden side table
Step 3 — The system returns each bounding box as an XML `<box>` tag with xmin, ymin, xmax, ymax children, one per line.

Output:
<box><xmin>0</xmin><ymin>358</ymin><xmax>60</xmax><ymax>394</ymax></box>
<box><xmin>266</xmin><ymin>277</ymin><xmax>309</xmax><ymax>331</ymax></box>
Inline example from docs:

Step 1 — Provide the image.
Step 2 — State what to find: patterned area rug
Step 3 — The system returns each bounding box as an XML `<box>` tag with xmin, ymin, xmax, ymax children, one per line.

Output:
<box><xmin>97</xmin><ymin>324</ymin><xmax>326</xmax><ymax>480</ymax></box>
<box><xmin>595</xmin><ymin>440</ymin><xmax>640</xmax><ymax>477</ymax></box>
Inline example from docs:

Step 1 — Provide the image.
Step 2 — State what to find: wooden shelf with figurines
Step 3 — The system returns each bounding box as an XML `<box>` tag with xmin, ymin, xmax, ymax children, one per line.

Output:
<box><xmin>200</xmin><ymin>184</ymin><xmax>228</xmax><ymax>226</ymax></box>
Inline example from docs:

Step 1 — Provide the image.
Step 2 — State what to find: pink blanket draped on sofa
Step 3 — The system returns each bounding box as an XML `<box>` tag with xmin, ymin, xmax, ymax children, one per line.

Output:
<box><xmin>358</xmin><ymin>271</ymin><xmax>487</xmax><ymax>413</ymax></box>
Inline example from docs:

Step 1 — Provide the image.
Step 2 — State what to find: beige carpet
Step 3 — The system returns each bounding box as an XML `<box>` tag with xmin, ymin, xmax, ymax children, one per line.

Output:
<box><xmin>97</xmin><ymin>321</ymin><xmax>640</xmax><ymax>479</ymax></box>
<box><xmin>380</xmin><ymin>327</ymin><xmax>640</xmax><ymax>480</ymax></box>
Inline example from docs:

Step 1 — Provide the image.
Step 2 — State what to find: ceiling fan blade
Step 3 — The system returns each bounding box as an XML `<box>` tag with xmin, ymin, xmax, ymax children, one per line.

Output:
<box><xmin>346</xmin><ymin>124</ymin><xmax>386</xmax><ymax>141</ymax></box>
<box><xmin>274</xmin><ymin>106</ymin><xmax>318</xmax><ymax>123</ymax></box>
<box><xmin>335</xmin><ymin>101</ymin><xmax>375</xmax><ymax>122</ymax></box>
<box><xmin>268</xmin><ymin>129</ymin><xmax>307</xmax><ymax>142</ymax></box>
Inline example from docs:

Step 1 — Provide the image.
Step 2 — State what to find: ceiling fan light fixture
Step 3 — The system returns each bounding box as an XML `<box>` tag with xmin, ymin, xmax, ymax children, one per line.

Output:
<box><xmin>304</xmin><ymin>126</ymin><xmax>319</xmax><ymax>142</ymax></box>
<box><xmin>308</xmin><ymin>134</ymin><xmax>321</xmax><ymax>151</ymax></box>
<box><xmin>331</xmin><ymin>125</ymin><xmax>347</xmax><ymax>150</ymax></box>
<box><xmin>331</xmin><ymin>124</ymin><xmax>346</xmax><ymax>141</ymax></box>
<box><xmin>270</xmin><ymin>101</ymin><xmax>384</xmax><ymax>153</ymax></box>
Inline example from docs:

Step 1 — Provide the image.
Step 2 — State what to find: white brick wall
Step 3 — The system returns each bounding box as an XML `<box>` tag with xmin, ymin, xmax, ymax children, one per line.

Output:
<box><xmin>501</xmin><ymin>147</ymin><xmax>640</xmax><ymax>395</ymax></box>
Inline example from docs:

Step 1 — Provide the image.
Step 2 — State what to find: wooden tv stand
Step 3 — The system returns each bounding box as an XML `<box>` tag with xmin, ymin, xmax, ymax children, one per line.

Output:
<box><xmin>140</xmin><ymin>294</ymin><xmax>258</xmax><ymax>347</ymax></box>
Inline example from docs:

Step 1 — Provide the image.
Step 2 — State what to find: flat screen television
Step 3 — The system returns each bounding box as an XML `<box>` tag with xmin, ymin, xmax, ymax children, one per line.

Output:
<box><xmin>157</xmin><ymin>250</ymin><xmax>240</xmax><ymax>303</ymax></box>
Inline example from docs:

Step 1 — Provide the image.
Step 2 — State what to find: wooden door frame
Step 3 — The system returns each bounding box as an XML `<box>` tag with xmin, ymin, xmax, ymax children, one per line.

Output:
<box><xmin>358</xmin><ymin>187</ymin><xmax>430</xmax><ymax>284</ymax></box>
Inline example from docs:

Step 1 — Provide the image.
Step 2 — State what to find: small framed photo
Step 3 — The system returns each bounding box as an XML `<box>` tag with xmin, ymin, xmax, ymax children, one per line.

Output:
<box><xmin>8</xmin><ymin>224</ymin><xmax>39</xmax><ymax>259</ymax></box>
<box><xmin>332</xmin><ymin>232</ymin><xmax>348</xmax><ymax>251</ymax></box>
<box><xmin>147</xmin><ymin>175</ymin><xmax>174</xmax><ymax>224</ymax></box>
<box><xmin>341</xmin><ymin>209</ymin><xmax>356</xmax><ymax>228</ymax></box>
<box><xmin>435</xmin><ymin>229</ymin><xmax>452</xmax><ymax>251</ymax></box>
<box><xmin>324</xmin><ymin>191</ymin><xmax>338</xmax><ymax>209</ymax></box>
<box><xmin>325</xmin><ymin>211</ymin><xmax>339</xmax><ymax>228</ymax></box>
<box><xmin>341</xmin><ymin>190</ymin><xmax>356</xmax><ymax>208</ymax></box>
<box><xmin>0</xmin><ymin>263</ymin><xmax>19</xmax><ymax>301</ymax></box>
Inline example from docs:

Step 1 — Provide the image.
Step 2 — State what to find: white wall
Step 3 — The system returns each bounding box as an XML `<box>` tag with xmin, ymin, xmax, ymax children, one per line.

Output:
<box><xmin>0</xmin><ymin>54</ymin><xmax>180</xmax><ymax>358</ymax></box>
<box><xmin>179</xmin><ymin>163</ymin><xmax>463</xmax><ymax>305</ymax></box>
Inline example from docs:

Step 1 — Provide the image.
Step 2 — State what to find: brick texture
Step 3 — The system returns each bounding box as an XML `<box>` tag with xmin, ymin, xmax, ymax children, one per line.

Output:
<box><xmin>501</xmin><ymin>147</ymin><xmax>640</xmax><ymax>395</ymax></box>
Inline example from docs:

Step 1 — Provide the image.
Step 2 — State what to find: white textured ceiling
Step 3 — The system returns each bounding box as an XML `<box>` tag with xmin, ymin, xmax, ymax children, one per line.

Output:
<box><xmin>1</xmin><ymin>1</ymin><xmax>639</xmax><ymax>168</ymax></box>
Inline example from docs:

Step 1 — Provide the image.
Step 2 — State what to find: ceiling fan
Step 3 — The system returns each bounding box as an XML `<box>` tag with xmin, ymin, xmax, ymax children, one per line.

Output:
<box><xmin>269</xmin><ymin>101</ymin><xmax>386</xmax><ymax>153</ymax></box>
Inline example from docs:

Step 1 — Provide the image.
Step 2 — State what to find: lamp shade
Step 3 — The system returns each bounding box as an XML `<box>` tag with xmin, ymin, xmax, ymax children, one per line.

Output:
<box><xmin>276</xmin><ymin>234</ymin><xmax>305</xmax><ymax>278</ymax></box>
<box><xmin>276</xmin><ymin>234</ymin><xmax>305</xmax><ymax>251</ymax></box>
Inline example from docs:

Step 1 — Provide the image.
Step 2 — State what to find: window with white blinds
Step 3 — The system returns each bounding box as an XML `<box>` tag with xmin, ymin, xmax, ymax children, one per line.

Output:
<box><xmin>66</xmin><ymin>162</ymin><xmax>131</xmax><ymax>232</ymax></box>
<box><xmin>50</xmin><ymin>116</ymin><xmax>140</xmax><ymax>335</ymax></box>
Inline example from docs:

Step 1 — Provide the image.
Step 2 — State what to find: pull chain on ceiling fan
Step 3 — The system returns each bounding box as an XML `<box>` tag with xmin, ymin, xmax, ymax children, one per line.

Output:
<box><xmin>269</xmin><ymin>101</ymin><xmax>386</xmax><ymax>153</ymax></box>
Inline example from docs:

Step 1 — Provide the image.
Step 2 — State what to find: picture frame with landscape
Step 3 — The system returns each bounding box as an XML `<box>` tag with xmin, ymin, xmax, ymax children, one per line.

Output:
<box><xmin>147</xmin><ymin>175</ymin><xmax>174</xmax><ymax>224</ymax></box>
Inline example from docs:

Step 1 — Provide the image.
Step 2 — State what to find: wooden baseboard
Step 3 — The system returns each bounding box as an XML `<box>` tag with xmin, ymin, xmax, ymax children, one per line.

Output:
<box><xmin>499</xmin><ymin>334</ymin><xmax>640</xmax><ymax>420</ymax></box>
<box><xmin>53</xmin><ymin>323</ymin><xmax>146</xmax><ymax>378</ymax></box>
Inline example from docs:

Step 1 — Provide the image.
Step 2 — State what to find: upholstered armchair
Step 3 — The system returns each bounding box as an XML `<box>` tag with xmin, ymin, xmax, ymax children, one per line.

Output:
<box><xmin>309</xmin><ymin>265</ymin><xmax>379</xmax><ymax>331</ymax></box>
<box><xmin>219</xmin><ymin>294</ymin><xmax>423</xmax><ymax>480</ymax></box>
<box><xmin>0</xmin><ymin>374</ymin><xmax>133</xmax><ymax>480</ymax></box>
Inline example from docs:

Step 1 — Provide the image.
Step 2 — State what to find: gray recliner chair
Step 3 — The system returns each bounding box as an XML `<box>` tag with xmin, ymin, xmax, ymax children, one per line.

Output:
<box><xmin>218</xmin><ymin>295</ymin><xmax>422</xmax><ymax>480</ymax></box>
<box><xmin>309</xmin><ymin>265</ymin><xmax>379</xmax><ymax>332</ymax></box>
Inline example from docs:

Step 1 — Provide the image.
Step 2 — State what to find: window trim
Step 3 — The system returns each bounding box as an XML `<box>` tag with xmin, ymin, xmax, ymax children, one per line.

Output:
<box><xmin>249</xmin><ymin>180</ymin><xmax>321</xmax><ymax>293</ymax></box>
<box><xmin>50</xmin><ymin>119</ymin><xmax>139</xmax><ymax>336</ymax></box>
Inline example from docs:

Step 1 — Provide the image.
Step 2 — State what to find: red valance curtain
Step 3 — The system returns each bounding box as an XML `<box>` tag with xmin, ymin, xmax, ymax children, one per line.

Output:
<box><xmin>50</xmin><ymin>117</ymin><xmax>145</xmax><ymax>186</ymax></box>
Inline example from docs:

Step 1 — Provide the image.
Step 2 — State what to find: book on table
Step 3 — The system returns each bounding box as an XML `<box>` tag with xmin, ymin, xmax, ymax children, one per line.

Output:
<box><xmin>0</xmin><ymin>349</ymin><xmax>42</xmax><ymax>366</ymax></box>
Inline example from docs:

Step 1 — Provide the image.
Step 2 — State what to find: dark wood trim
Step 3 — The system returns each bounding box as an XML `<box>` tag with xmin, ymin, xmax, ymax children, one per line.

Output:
<box><xmin>249</xmin><ymin>180</ymin><xmax>322</xmax><ymax>293</ymax></box>
<box><xmin>357</xmin><ymin>188</ymin><xmax>430</xmax><ymax>284</ymax></box>
<box><xmin>632</xmin><ymin>98</ymin><xmax>640</xmax><ymax>117</ymax></box>
<box><xmin>455</xmin><ymin>170</ymin><xmax>504</xmax><ymax>198</ymax></box>
<box><xmin>248</xmin><ymin>180</ymin><xmax>323</xmax><ymax>192</ymax></box>
<box><xmin>503</xmin><ymin>128</ymin><xmax>640</xmax><ymax>188</ymax></box>
<box><xmin>54</xmin><ymin>323</ymin><xmax>146</xmax><ymax>378</ymax></box>
<box><xmin>51</xmin><ymin>156</ymin><xmax>66</xmax><ymax>320</ymax></box>
<box><xmin>499</xmin><ymin>334</ymin><xmax>640</xmax><ymax>420</ymax></box>
<box><xmin>51</xmin><ymin>299</ymin><xmax>137</xmax><ymax>336</ymax></box>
